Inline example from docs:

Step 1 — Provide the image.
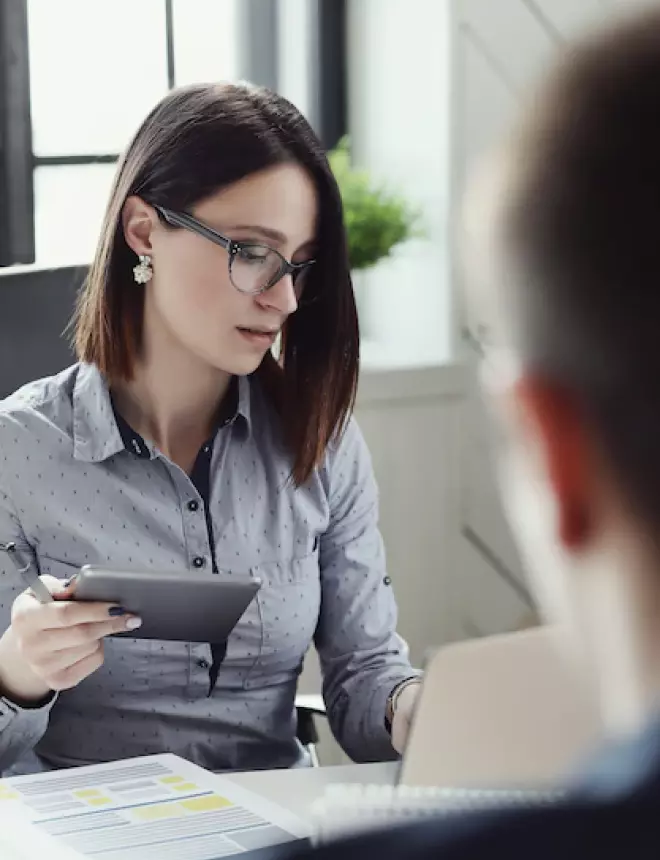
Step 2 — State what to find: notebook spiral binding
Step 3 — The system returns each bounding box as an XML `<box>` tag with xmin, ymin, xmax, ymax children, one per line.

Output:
<box><xmin>310</xmin><ymin>783</ymin><xmax>563</xmax><ymax>843</ymax></box>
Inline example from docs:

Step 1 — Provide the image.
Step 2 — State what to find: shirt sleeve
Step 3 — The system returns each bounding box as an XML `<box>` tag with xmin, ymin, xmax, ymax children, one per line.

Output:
<box><xmin>315</xmin><ymin>417</ymin><xmax>421</xmax><ymax>762</ymax></box>
<box><xmin>0</xmin><ymin>456</ymin><xmax>55</xmax><ymax>773</ymax></box>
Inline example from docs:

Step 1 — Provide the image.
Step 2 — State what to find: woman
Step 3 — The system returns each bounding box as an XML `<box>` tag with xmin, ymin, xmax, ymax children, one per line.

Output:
<box><xmin>0</xmin><ymin>82</ymin><xmax>420</xmax><ymax>774</ymax></box>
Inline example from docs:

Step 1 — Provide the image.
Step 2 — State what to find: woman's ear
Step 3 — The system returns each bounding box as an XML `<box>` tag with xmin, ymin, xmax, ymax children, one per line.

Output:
<box><xmin>122</xmin><ymin>196</ymin><xmax>157</xmax><ymax>257</ymax></box>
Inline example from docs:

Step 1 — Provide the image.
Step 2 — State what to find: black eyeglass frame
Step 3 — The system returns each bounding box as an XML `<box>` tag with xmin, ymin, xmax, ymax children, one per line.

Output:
<box><xmin>153</xmin><ymin>204</ymin><xmax>316</xmax><ymax>296</ymax></box>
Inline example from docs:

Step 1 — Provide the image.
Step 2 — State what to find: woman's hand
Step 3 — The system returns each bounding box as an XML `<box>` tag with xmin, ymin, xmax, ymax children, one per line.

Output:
<box><xmin>0</xmin><ymin>576</ymin><xmax>141</xmax><ymax>704</ymax></box>
<box><xmin>391</xmin><ymin>680</ymin><xmax>422</xmax><ymax>755</ymax></box>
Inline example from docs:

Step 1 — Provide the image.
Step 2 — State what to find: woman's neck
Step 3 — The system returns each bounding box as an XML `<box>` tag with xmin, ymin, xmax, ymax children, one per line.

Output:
<box><xmin>112</xmin><ymin>326</ymin><xmax>231</xmax><ymax>473</ymax></box>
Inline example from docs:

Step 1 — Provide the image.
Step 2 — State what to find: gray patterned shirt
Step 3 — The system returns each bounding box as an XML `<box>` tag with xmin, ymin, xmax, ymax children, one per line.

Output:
<box><xmin>0</xmin><ymin>363</ymin><xmax>416</xmax><ymax>774</ymax></box>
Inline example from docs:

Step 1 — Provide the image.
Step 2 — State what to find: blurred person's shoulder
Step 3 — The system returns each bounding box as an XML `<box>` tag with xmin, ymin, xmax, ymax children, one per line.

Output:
<box><xmin>295</xmin><ymin>715</ymin><xmax>660</xmax><ymax>860</ymax></box>
<box><xmin>296</xmin><ymin>799</ymin><xmax>657</xmax><ymax>860</ymax></box>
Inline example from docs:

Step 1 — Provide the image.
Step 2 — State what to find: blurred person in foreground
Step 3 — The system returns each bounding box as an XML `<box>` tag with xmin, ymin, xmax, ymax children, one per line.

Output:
<box><xmin>289</xmin><ymin>5</ymin><xmax>660</xmax><ymax>859</ymax></box>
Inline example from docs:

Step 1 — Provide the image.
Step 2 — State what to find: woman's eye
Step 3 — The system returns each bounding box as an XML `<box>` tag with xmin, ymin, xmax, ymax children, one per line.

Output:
<box><xmin>236</xmin><ymin>245</ymin><xmax>270</xmax><ymax>263</ymax></box>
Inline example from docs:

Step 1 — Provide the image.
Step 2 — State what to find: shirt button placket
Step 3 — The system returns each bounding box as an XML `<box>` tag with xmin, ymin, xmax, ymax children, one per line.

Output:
<box><xmin>184</xmin><ymin>495</ymin><xmax>206</xmax><ymax>569</ymax></box>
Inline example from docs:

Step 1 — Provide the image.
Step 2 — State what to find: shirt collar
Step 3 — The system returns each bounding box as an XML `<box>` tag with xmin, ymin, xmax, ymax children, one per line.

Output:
<box><xmin>72</xmin><ymin>363</ymin><xmax>253</xmax><ymax>464</ymax></box>
<box><xmin>72</xmin><ymin>364</ymin><xmax>125</xmax><ymax>463</ymax></box>
<box><xmin>571</xmin><ymin>709</ymin><xmax>660</xmax><ymax>802</ymax></box>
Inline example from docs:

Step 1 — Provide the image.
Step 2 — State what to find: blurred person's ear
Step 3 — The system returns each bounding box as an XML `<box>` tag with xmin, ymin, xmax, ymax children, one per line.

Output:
<box><xmin>502</xmin><ymin>376</ymin><xmax>596</xmax><ymax>552</ymax></box>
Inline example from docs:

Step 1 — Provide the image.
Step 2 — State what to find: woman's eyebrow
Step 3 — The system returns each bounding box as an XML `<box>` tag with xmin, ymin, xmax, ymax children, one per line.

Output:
<box><xmin>227</xmin><ymin>224</ymin><xmax>316</xmax><ymax>252</ymax></box>
<box><xmin>227</xmin><ymin>224</ymin><xmax>287</xmax><ymax>243</ymax></box>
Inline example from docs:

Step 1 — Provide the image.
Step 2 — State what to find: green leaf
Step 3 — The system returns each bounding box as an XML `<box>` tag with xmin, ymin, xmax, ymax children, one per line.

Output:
<box><xmin>328</xmin><ymin>136</ymin><xmax>421</xmax><ymax>271</ymax></box>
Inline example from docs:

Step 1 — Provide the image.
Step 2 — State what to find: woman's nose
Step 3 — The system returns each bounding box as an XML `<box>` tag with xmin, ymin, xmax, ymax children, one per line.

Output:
<box><xmin>258</xmin><ymin>273</ymin><xmax>298</xmax><ymax>316</ymax></box>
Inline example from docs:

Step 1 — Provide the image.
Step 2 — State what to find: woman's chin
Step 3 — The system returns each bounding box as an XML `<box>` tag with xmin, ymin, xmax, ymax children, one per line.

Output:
<box><xmin>207</xmin><ymin>352</ymin><xmax>270</xmax><ymax>378</ymax></box>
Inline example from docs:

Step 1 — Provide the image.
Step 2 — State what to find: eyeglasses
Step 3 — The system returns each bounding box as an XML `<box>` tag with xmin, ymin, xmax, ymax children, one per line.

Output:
<box><xmin>462</xmin><ymin>323</ymin><xmax>523</xmax><ymax>392</ymax></box>
<box><xmin>462</xmin><ymin>325</ymin><xmax>489</xmax><ymax>359</ymax></box>
<box><xmin>154</xmin><ymin>205</ymin><xmax>316</xmax><ymax>300</ymax></box>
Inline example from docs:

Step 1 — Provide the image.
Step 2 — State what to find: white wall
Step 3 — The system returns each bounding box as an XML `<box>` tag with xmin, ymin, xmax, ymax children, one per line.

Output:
<box><xmin>347</xmin><ymin>0</ymin><xmax>452</xmax><ymax>366</ymax></box>
<box><xmin>356</xmin><ymin>367</ymin><xmax>467</xmax><ymax>662</ymax></box>
<box><xmin>276</xmin><ymin>0</ymin><xmax>315</xmax><ymax>123</ymax></box>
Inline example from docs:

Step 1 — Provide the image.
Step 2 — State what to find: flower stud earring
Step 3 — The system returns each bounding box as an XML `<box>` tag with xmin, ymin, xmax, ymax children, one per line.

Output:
<box><xmin>133</xmin><ymin>254</ymin><xmax>153</xmax><ymax>284</ymax></box>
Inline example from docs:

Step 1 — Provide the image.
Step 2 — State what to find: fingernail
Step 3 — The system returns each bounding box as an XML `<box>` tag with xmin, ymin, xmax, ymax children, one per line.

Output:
<box><xmin>125</xmin><ymin>617</ymin><xmax>142</xmax><ymax>631</ymax></box>
<box><xmin>108</xmin><ymin>606</ymin><xmax>126</xmax><ymax>617</ymax></box>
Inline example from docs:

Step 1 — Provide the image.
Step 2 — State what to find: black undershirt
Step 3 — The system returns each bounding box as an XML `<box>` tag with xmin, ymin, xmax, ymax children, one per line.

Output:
<box><xmin>189</xmin><ymin>439</ymin><xmax>225</xmax><ymax>695</ymax></box>
<box><xmin>111</xmin><ymin>380</ymin><xmax>239</xmax><ymax>696</ymax></box>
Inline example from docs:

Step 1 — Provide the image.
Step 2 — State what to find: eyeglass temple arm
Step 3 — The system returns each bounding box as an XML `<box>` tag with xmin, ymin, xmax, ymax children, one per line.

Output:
<box><xmin>155</xmin><ymin>205</ymin><xmax>316</xmax><ymax>271</ymax></box>
<box><xmin>154</xmin><ymin>206</ymin><xmax>232</xmax><ymax>250</ymax></box>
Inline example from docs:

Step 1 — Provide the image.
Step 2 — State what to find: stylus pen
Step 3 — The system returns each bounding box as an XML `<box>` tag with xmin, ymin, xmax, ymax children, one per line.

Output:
<box><xmin>0</xmin><ymin>542</ymin><xmax>53</xmax><ymax>604</ymax></box>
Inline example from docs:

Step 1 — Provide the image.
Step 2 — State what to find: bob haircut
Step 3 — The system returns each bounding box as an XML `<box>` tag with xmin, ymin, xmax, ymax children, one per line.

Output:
<box><xmin>73</xmin><ymin>81</ymin><xmax>359</xmax><ymax>486</ymax></box>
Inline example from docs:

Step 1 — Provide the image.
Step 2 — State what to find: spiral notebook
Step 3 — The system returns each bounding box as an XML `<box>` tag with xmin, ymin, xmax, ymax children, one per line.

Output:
<box><xmin>310</xmin><ymin>783</ymin><xmax>563</xmax><ymax>842</ymax></box>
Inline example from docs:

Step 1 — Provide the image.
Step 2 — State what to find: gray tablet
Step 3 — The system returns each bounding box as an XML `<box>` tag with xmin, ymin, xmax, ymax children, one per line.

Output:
<box><xmin>71</xmin><ymin>565</ymin><xmax>261</xmax><ymax>642</ymax></box>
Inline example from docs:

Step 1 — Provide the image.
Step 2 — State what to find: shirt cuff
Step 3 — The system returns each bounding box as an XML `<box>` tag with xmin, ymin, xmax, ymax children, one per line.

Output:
<box><xmin>0</xmin><ymin>690</ymin><xmax>57</xmax><ymax>725</ymax></box>
<box><xmin>369</xmin><ymin>670</ymin><xmax>423</xmax><ymax>753</ymax></box>
<box><xmin>384</xmin><ymin>675</ymin><xmax>423</xmax><ymax>733</ymax></box>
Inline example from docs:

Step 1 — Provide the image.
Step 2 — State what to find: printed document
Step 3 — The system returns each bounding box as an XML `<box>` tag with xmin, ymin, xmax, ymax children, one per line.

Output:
<box><xmin>0</xmin><ymin>810</ymin><xmax>84</xmax><ymax>859</ymax></box>
<box><xmin>0</xmin><ymin>753</ymin><xmax>307</xmax><ymax>859</ymax></box>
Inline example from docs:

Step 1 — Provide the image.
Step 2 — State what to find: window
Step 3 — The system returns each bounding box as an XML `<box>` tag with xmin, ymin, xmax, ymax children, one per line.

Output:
<box><xmin>346</xmin><ymin>0</ymin><xmax>451</xmax><ymax>366</ymax></box>
<box><xmin>1</xmin><ymin>0</ymin><xmax>450</xmax><ymax>369</ymax></box>
<box><xmin>23</xmin><ymin>0</ymin><xmax>240</xmax><ymax>266</ymax></box>
<box><xmin>1</xmin><ymin>0</ymin><xmax>345</xmax><ymax>269</ymax></box>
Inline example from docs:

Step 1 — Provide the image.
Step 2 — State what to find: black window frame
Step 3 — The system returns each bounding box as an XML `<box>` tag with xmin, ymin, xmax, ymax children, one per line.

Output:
<box><xmin>314</xmin><ymin>0</ymin><xmax>347</xmax><ymax>151</ymax></box>
<box><xmin>0</xmin><ymin>0</ymin><xmax>34</xmax><ymax>265</ymax></box>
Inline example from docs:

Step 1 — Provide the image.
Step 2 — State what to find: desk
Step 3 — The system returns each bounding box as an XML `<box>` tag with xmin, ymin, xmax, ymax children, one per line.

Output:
<box><xmin>227</xmin><ymin>762</ymin><xmax>397</xmax><ymax>821</ymax></box>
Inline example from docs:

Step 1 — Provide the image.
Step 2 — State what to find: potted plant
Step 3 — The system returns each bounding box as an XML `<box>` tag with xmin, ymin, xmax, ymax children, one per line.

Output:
<box><xmin>328</xmin><ymin>136</ymin><xmax>420</xmax><ymax>332</ymax></box>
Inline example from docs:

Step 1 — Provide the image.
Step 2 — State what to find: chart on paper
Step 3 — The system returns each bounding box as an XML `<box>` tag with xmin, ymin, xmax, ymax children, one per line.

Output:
<box><xmin>0</xmin><ymin>753</ymin><xmax>307</xmax><ymax>859</ymax></box>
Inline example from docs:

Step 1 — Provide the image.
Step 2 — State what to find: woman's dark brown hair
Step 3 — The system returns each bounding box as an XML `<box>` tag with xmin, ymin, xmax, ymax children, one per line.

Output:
<box><xmin>73</xmin><ymin>82</ymin><xmax>359</xmax><ymax>486</ymax></box>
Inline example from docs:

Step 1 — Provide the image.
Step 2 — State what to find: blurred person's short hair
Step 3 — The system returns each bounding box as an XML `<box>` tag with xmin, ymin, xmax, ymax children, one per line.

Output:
<box><xmin>477</xmin><ymin>7</ymin><xmax>660</xmax><ymax>535</ymax></box>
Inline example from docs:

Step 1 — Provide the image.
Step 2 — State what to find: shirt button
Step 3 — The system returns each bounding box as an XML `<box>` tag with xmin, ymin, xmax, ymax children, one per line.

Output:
<box><xmin>197</xmin><ymin>658</ymin><xmax>210</xmax><ymax>670</ymax></box>
<box><xmin>187</xmin><ymin>500</ymin><xmax>200</xmax><ymax>512</ymax></box>
<box><xmin>383</xmin><ymin>576</ymin><xmax>392</xmax><ymax>586</ymax></box>
<box><xmin>193</xmin><ymin>556</ymin><xmax>206</xmax><ymax>569</ymax></box>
